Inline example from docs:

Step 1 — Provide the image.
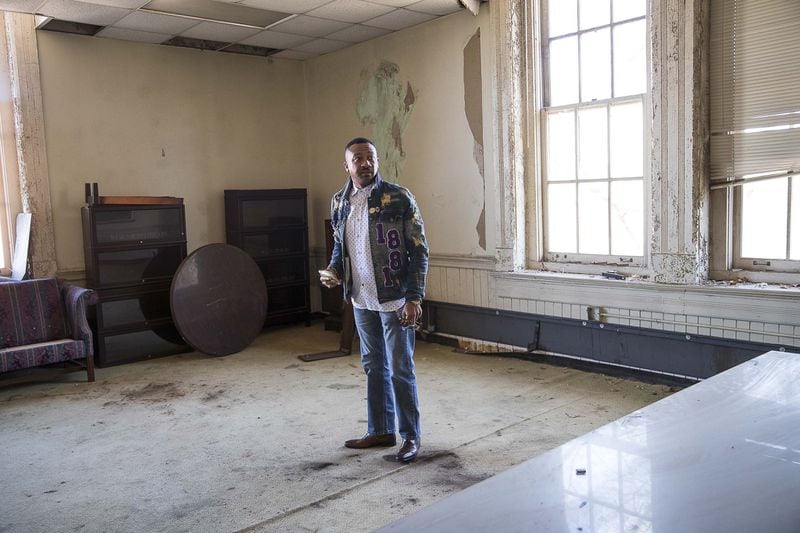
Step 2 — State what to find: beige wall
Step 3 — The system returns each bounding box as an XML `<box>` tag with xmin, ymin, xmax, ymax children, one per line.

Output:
<box><xmin>37</xmin><ymin>31</ymin><xmax>307</xmax><ymax>273</ymax></box>
<box><xmin>303</xmin><ymin>9</ymin><xmax>492</xmax><ymax>258</ymax></box>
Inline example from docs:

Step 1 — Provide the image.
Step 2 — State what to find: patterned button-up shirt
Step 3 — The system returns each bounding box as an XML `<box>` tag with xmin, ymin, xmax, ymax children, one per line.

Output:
<box><xmin>346</xmin><ymin>181</ymin><xmax>405</xmax><ymax>312</ymax></box>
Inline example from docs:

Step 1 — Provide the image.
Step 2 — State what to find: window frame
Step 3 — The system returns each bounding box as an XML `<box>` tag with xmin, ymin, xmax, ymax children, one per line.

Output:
<box><xmin>708</xmin><ymin>0</ymin><xmax>800</xmax><ymax>282</ymax></box>
<box><xmin>731</xmin><ymin>175</ymin><xmax>800</xmax><ymax>274</ymax></box>
<box><xmin>533</xmin><ymin>0</ymin><xmax>650</xmax><ymax>271</ymax></box>
<box><xmin>0</xmin><ymin>26</ymin><xmax>21</xmax><ymax>275</ymax></box>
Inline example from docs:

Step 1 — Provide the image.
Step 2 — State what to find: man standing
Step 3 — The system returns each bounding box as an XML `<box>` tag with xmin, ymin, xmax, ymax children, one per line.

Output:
<box><xmin>321</xmin><ymin>137</ymin><xmax>429</xmax><ymax>463</ymax></box>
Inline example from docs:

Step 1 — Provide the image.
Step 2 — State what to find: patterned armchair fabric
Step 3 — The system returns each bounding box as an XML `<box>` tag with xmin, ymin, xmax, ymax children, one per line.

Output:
<box><xmin>0</xmin><ymin>278</ymin><xmax>97</xmax><ymax>381</ymax></box>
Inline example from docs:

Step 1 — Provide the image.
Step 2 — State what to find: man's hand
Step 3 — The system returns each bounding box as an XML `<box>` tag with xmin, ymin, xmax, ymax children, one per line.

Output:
<box><xmin>400</xmin><ymin>300</ymin><xmax>422</xmax><ymax>328</ymax></box>
<box><xmin>319</xmin><ymin>269</ymin><xmax>341</xmax><ymax>288</ymax></box>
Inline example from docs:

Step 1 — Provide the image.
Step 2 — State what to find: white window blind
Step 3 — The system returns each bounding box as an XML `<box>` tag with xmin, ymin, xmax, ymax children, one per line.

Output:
<box><xmin>710</xmin><ymin>0</ymin><xmax>800</xmax><ymax>185</ymax></box>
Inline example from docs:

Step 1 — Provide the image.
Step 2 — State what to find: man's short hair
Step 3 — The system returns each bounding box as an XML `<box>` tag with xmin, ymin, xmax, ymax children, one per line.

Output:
<box><xmin>345</xmin><ymin>137</ymin><xmax>376</xmax><ymax>152</ymax></box>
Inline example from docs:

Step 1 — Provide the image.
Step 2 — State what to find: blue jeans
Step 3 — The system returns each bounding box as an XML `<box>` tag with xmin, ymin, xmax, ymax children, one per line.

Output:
<box><xmin>353</xmin><ymin>307</ymin><xmax>420</xmax><ymax>440</ymax></box>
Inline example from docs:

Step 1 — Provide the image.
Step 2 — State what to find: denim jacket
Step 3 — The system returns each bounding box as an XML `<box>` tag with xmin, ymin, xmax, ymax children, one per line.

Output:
<box><xmin>327</xmin><ymin>174</ymin><xmax>428</xmax><ymax>304</ymax></box>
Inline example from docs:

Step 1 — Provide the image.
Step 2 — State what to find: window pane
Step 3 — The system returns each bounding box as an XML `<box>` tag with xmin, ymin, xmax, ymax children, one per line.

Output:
<box><xmin>740</xmin><ymin>178</ymin><xmax>788</xmax><ymax>259</ymax></box>
<box><xmin>613</xmin><ymin>0</ymin><xmax>645</xmax><ymax>21</ymax></box>
<box><xmin>613</xmin><ymin>20</ymin><xmax>646</xmax><ymax>97</ymax></box>
<box><xmin>578</xmin><ymin>182</ymin><xmax>609</xmax><ymax>254</ymax></box>
<box><xmin>548</xmin><ymin>183</ymin><xmax>577</xmax><ymax>253</ymax></box>
<box><xmin>578</xmin><ymin>106</ymin><xmax>608</xmax><ymax>180</ymax></box>
<box><xmin>549</xmin><ymin>0</ymin><xmax>577</xmax><ymax>37</ymax></box>
<box><xmin>547</xmin><ymin>110</ymin><xmax>576</xmax><ymax>181</ymax></box>
<box><xmin>609</xmin><ymin>101</ymin><xmax>643</xmax><ymax>178</ymax></box>
<box><xmin>580</xmin><ymin>28</ymin><xmax>611</xmax><ymax>102</ymax></box>
<box><xmin>610</xmin><ymin>180</ymin><xmax>644</xmax><ymax>256</ymax></box>
<box><xmin>550</xmin><ymin>37</ymin><xmax>579</xmax><ymax>106</ymax></box>
<box><xmin>579</xmin><ymin>0</ymin><xmax>610</xmax><ymax>30</ymax></box>
<box><xmin>791</xmin><ymin>178</ymin><xmax>800</xmax><ymax>260</ymax></box>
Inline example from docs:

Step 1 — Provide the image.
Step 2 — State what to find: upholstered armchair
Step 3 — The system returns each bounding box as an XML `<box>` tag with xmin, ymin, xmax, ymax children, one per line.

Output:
<box><xmin>0</xmin><ymin>278</ymin><xmax>97</xmax><ymax>382</ymax></box>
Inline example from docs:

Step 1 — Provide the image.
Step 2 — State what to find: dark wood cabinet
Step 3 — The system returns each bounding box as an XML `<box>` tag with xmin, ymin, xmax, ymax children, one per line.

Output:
<box><xmin>82</xmin><ymin>203</ymin><xmax>188</xmax><ymax>366</ymax></box>
<box><xmin>225</xmin><ymin>189</ymin><xmax>310</xmax><ymax>327</ymax></box>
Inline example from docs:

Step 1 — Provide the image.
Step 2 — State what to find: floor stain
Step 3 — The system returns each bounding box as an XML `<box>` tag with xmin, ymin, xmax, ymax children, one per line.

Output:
<box><xmin>303</xmin><ymin>462</ymin><xmax>336</xmax><ymax>471</ymax></box>
<box><xmin>121</xmin><ymin>383</ymin><xmax>185</xmax><ymax>403</ymax></box>
<box><xmin>326</xmin><ymin>384</ymin><xmax>359</xmax><ymax>390</ymax></box>
<box><xmin>433</xmin><ymin>453</ymin><xmax>490</xmax><ymax>490</ymax></box>
<box><xmin>201</xmin><ymin>389</ymin><xmax>226</xmax><ymax>402</ymax></box>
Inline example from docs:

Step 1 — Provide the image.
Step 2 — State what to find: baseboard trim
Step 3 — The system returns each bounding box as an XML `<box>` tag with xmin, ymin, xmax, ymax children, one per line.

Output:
<box><xmin>422</xmin><ymin>300</ymin><xmax>789</xmax><ymax>380</ymax></box>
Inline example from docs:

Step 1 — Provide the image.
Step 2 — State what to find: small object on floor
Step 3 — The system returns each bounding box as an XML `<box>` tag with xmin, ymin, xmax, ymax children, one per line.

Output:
<box><xmin>345</xmin><ymin>433</ymin><xmax>397</xmax><ymax>449</ymax></box>
<box><xmin>576</xmin><ymin>468</ymin><xmax>586</xmax><ymax>475</ymax></box>
<box><xmin>396</xmin><ymin>439</ymin><xmax>420</xmax><ymax>462</ymax></box>
<box><xmin>299</xmin><ymin>348</ymin><xmax>352</xmax><ymax>362</ymax></box>
<box><xmin>298</xmin><ymin>300</ymin><xmax>356</xmax><ymax>362</ymax></box>
<box><xmin>601</xmin><ymin>271</ymin><xmax>626</xmax><ymax>280</ymax></box>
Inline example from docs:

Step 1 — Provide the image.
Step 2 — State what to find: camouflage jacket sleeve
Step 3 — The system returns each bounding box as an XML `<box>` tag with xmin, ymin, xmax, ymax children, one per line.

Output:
<box><xmin>403</xmin><ymin>190</ymin><xmax>429</xmax><ymax>302</ymax></box>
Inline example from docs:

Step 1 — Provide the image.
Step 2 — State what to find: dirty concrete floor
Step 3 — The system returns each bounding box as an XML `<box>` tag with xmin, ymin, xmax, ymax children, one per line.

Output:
<box><xmin>0</xmin><ymin>324</ymin><xmax>675</xmax><ymax>532</ymax></box>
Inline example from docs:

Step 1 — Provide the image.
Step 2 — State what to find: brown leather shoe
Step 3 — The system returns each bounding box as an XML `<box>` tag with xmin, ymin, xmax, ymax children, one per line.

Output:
<box><xmin>344</xmin><ymin>433</ymin><xmax>396</xmax><ymax>449</ymax></box>
<box><xmin>396</xmin><ymin>438</ymin><xmax>420</xmax><ymax>462</ymax></box>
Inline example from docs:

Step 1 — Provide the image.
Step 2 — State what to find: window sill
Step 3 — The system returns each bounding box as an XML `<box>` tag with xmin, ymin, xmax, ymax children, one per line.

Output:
<box><xmin>710</xmin><ymin>269</ymin><xmax>800</xmax><ymax>287</ymax></box>
<box><xmin>498</xmin><ymin>268</ymin><xmax>800</xmax><ymax>297</ymax></box>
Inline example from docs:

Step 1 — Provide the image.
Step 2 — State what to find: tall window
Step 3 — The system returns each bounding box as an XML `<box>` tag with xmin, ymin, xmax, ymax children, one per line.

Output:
<box><xmin>0</xmin><ymin>26</ymin><xmax>19</xmax><ymax>275</ymax></box>
<box><xmin>710</xmin><ymin>0</ymin><xmax>800</xmax><ymax>274</ymax></box>
<box><xmin>541</xmin><ymin>0</ymin><xmax>647</xmax><ymax>264</ymax></box>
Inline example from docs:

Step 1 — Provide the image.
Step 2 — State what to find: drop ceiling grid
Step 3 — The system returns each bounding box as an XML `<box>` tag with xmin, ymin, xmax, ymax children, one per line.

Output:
<box><xmin>0</xmin><ymin>0</ymin><xmax>468</xmax><ymax>58</ymax></box>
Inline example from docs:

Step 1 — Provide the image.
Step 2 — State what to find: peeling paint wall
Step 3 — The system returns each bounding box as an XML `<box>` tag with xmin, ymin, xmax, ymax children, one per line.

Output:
<box><xmin>4</xmin><ymin>13</ymin><xmax>57</xmax><ymax>277</ymax></box>
<box><xmin>304</xmin><ymin>10</ymin><xmax>491</xmax><ymax>259</ymax></box>
<box><xmin>356</xmin><ymin>61</ymin><xmax>415</xmax><ymax>183</ymax></box>
<box><xmin>464</xmin><ymin>29</ymin><xmax>486</xmax><ymax>250</ymax></box>
<box><xmin>649</xmin><ymin>0</ymin><xmax>710</xmax><ymax>284</ymax></box>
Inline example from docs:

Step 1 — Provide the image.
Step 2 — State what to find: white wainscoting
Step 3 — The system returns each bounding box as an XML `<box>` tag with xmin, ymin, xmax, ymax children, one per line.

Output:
<box><xmin>427</xmin><ymin>254</ymin><xmax>800</xmax><ymax>348</ymax></box>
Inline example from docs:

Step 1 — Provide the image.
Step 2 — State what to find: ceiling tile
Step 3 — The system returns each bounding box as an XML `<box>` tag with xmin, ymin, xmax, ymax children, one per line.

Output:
<box><xmin>362</xmin><ymin>0</ymin><xmax>418</xmax><ymax>7</ymax></box>
<box><xmin>25</xmin><ymin>0</ymin><xmax>462</xmax><ymax>57</ymax></box>
<box><xmin>293</xmin><ymin>37</ymin><xmax>349</xmax><ymax>54</ymax></box>
<box><xmin>239</xmin><ymin>28</ymin><xmax>312</xmax><ymax>48</ymax></box>
<box><xmin>180</xmin><ymin>20</ymin><xmax>261</xmax><ymax>42</ymax></box>
<box><xmin>324</xmin><ymin>23</ymin><xmax>390</xmax><ymax>43</ymax></box>
<box><xmin>38</xmin><ymin>0</ymin><xmax>131</xmax><ymax>25</ymax></box>
<box><xmin>268</xmin><ymin>14</ymin><xmax>350</xmax><ymax>37</ymax></box>
<box><xmin>95</xmin><ymin>25</ymin><xmax>170</xmax><ymax>43</ymax></box>
<box><xmin>407</xmin><ymin>0</ymin><xmax>462</xmax><ymax>16</ymax></box>
<box><xmin>112</xmin><ymin>10</ymin><xmax>199</xmax><ymax>34</ymax></box>
<box><xmin>0</xmin><ymin>1</ymin><xmax>49</xmax><ymax>13</ymax></box>
<box><xmin>237</xmin><ymin>0</ymin><xmax>331</xmax><ymax>14</ymax></box>
<box><xmin>307</xmin><ymin>0</ymin><xmax>392</xmax><ymax>24</ymax></box>
<box><xmin>77</xmin><ymin>0</ymin><xmax>148</xmax><ymax>8</ymax></box>
<box><xmin>270</xmin><ymin>48</ymin><xmax>317</xmax><ymax>60</ymax></box>
<box><xmin>143</xmin><ymin>0</ymin><xmax>288</xmax><ymax>28</ymax></box>
<box><xmin>363</xmin><ymin>8</ymin><xmax>435</xmax><ymax>30</ymax></box>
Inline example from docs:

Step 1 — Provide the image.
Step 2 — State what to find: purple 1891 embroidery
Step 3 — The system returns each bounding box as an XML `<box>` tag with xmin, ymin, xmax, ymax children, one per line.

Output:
<box><xmin>376</xmin><ymin>223</ymin><xmax>403</xmax><ymax>287</ymax></box>
<box><xmin>375</xmin><ymin>223</ymin><xmax>386</xmax><ymax>244</ymax></box>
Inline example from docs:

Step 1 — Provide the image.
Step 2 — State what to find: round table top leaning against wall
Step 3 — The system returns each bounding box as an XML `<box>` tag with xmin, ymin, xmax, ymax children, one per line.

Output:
<box><xmin>170</xmin><ymin>243</ymin><xmax>268</xmax><ymax>356</ymax></box>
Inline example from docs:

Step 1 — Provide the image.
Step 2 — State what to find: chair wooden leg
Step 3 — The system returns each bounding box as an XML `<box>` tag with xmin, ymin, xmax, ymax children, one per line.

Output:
<box><xmin>86</xmin><ymin>354</ymin><xmax>95</xmax><ymax>382</ymax></box>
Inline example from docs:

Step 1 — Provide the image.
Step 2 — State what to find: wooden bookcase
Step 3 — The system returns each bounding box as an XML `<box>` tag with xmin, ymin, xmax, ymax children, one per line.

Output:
<box><xmin>81</xmin><ymin>203</ymin><xmax>188</xmax><ymax>366</ymax></box>
<box><xmin>224</xmin><ymin>189</ymin><xmax>310</xmax><ymax>327</ymax></box>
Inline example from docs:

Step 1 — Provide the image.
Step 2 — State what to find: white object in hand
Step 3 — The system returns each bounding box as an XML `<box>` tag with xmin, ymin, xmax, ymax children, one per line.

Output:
<box><xmin>319</xmin><ymin>269</ymin><xmax>341</xmax><ymax>287</ymax></box>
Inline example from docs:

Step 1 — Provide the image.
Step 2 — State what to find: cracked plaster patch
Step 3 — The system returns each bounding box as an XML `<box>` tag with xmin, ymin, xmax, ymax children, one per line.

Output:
<box><xmin>356</xmin><ymin>61</ymin><xmax>416</xmax><ymax>183</ymax></box>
